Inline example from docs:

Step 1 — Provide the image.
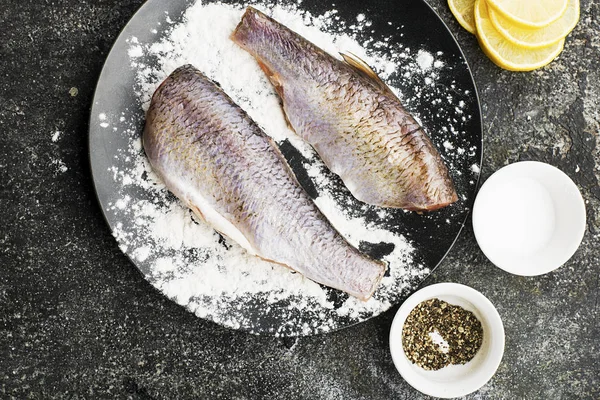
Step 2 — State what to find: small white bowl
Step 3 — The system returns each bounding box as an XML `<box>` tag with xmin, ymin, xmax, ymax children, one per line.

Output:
<box><xmin>389</xmin><ymin>283</ymin><xmax>504</xmax><ymax>399</ymax></box>
<box><xmin>472</xmin><ymin>161</ymin><xmax>586</xmax><ymax>276</ymax></box>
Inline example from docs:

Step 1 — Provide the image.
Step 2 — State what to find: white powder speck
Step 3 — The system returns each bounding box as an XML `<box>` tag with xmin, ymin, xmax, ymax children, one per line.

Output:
<box><xmin>133</xmin><ymin>246</ymin><xmax>151</xmax><ymax>262</ymax></box>
<box><xmin>471</xmin><ymin>164</ymin><xmax>481</xmax><ymax>174</ymax></box>
<box><xmin>429</xmin><ymin>330</ymin><xmax>450</xmax><ymax>353</ymax></box>
<box><xmin>128</xmin><ymin>45</ymin><xmax>144</xmax><ymax>58</ymax></box>
<box><xmin>416</xmin><ymin>49</ymin><xmax>434</xmax><ymax>71</ymax></box>
<box><xmin>101</xmin><ymin>1</ymin><xmax>477</xmax><ymax>335</ymax></box>
<box><xmin>115</xmin><ymin>195</ymin><xmax>130</xmax><ymax>210</ymax></box>
<box><xmin>51</xmin><ymin>131</ymin><xmax>61</xmax><ymax>142</ymax></box>
<box><xmin>51</xmin><ymin>159</ymin><xmax>68</xmax><ymax>173</ymax></box>
<box><xmin>575</xmin><ymin>165</ymin><xmax>580</xmax><ymax>173</ymax></box>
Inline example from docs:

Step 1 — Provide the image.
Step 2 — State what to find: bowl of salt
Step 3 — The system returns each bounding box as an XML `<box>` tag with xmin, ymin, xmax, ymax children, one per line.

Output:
<box><xmin>472</xmin><ymin>161</ymin><xmax>586</xmax><ymax>276</ymax></box>
<box><xmin>389</xmin><ymin>283</ymin><xmax>505</xmax><ymax>398</ymax></box>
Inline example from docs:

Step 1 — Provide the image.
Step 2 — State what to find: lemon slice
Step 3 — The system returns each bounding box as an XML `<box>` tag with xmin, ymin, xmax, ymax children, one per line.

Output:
<box><xmin>489</xmin><ymin>0</ymin><xmax>579</xmax><ymax>48</ymax></box>
<box><xmin>448</xmin><ymin>0</ymin><xmax>476</xmax><ymax>34</ymax></box>
<box><xmin>474</xmin><ymin>0</ymin><xmax>565</xmax><ymax>71</ymax></box>
<box><xmin>486</xmin><ymin>0</ymin><xmax>568</xmax><ymax>28</ymax></box>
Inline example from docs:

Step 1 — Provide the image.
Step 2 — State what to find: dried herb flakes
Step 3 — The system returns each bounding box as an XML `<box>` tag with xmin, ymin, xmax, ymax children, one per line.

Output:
<box><xmin>402</xmin><ymin>298</ymin><xmax>483</xmax><ymax>371</ymax></box>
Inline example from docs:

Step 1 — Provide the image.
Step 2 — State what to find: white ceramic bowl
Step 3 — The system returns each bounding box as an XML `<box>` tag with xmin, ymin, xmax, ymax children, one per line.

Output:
<box><xmin>472</xmin><ymin>161</ymin><xmax>586</xmax><ymax>276</ymax></box>
<box><xmin>389</xmin><ymin>283</ymin><xmax>504</xmax><ymax>399</ymax></box>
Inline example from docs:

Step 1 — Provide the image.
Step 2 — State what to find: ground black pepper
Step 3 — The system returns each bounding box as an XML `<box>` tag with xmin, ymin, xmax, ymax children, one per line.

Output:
<box><xmin>402</xmin><ymin>298</ymin><xmax>483</xmax><ymax>370</ymax></box>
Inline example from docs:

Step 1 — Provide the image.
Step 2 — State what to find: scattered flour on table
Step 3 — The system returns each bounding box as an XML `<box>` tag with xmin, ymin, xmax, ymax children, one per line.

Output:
<box><xmin>101</xmin><ymin>1</ymin><xmax>477</xmax><ymax>335</ymax></box>
<box><xmin>52</xmin><ymin>158</ymin><xmax>68</xmax><ymax>174</ymax></box>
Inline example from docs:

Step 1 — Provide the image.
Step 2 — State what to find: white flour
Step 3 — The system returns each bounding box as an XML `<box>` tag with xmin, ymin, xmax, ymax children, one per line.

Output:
<box><xmin>100</xmin><ymin>0</ymin><xmax>479</xmax><ymax>335</ymax></box>
<box><xmin>52</xmin><ymin>158</ymin><xmax>68</xmax><ymax>174</ymax></box>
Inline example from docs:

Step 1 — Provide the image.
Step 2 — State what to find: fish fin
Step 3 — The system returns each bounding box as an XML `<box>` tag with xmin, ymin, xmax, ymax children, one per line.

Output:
<box><xmin>257</xmin><ymin>60</ymin><xmax>294</xmax><ymax>130</ymax></box>
<box><xmin>255</xmin><ymin>59</ymin><xmax>298</xmax><ymax>132</ymax></box>
<box><xmin>189</xmin><ymin>204</ymin><xmax>206</xmax><ymax>222</ymax></box>
<box><xmin>340</xmin><ymin>51</ymin><xmax>392</xmax><ymax>93</ymax></box>
<box><xmin>256</xmin><ymin>254</ymin><xmax>294</xmax><ymax>270</ymax></box>
<box><xmin>281</xmin><ymin>107</ymin><xmax>295</xmax><ymax>131</ymax></box>
<box><xmin>257</xmin><ymin>60</ymin><xmax>284</xmax><ymax>98</ymax></box>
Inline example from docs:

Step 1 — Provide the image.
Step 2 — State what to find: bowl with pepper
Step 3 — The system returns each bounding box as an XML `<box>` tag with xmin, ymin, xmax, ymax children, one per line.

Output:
<box><xmin>389</xmin><ymin>282</ymin><xmax>504</xmax><ymax>398</ymax></box>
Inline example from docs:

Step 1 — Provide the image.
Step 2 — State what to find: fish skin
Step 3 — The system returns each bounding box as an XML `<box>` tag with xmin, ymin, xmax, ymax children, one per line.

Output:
<box><xmin>231</xmin><ymin>7</ymin><xmax>458</xmax><ymax>211</ymax></box>
<box><xmin>143</xmin><ymin>65</ymin><xmax>386</xmax><ymax>301</ymax></box>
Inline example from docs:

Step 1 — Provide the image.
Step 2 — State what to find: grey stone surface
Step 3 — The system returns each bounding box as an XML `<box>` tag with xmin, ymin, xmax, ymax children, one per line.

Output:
<box><xmin>0</xmin><ymin>0</ymin><xmax>598</xmax><ymax>399</ymax></box>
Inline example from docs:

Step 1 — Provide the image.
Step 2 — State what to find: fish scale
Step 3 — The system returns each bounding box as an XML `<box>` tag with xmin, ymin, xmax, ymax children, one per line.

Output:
<box><xmin>143</xmin><ymin>64</ymin><xmax>386</xmax><ymax>300</ymax></box>
<box><xmin>232</xmin><ymin>7</ymin><xmax>458</xmax><ymax>211</ymax></box>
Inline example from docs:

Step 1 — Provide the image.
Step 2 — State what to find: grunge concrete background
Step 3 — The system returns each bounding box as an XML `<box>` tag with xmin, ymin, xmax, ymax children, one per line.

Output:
<box><xmin>1</xmin><ymin>0</ymin><xmax>598</xmax><ymax>398</ymax></box>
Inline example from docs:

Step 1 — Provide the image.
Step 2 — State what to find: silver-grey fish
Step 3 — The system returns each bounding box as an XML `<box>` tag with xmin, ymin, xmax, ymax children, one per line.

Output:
<box><xmin>143</xmin><ymin>65</ymin><xmax>386</xmax><ymax>300</ymax></box>
<box><xmin>231</xmin><ymin>7</ymin><xmax>458</xmax><ymax>211</ymax></box>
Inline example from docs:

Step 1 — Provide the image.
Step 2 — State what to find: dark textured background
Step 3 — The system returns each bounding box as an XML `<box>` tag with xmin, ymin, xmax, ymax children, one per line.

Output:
<box><xmin>1</xmin><ymin>0</ymin><xmax>598</xmax><ymax>399</ymax></box>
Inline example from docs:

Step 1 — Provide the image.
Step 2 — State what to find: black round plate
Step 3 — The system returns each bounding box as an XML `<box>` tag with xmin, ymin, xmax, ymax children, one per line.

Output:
<box><xmin>89</xmin><ymin>0</ymin><xmax>482</xmax><ymax>336</ymax></box>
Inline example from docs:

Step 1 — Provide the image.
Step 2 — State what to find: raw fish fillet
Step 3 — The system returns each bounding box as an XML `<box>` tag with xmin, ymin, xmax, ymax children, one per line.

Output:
<box><xmin>143</xmin><ymin>65</ymin><xmax>386</xmax><ymax>300</ymax></box>
<box><xmin>232</xmin><ymin>7</ymin><xmax>458</xmax><ymax>211</ymax></box>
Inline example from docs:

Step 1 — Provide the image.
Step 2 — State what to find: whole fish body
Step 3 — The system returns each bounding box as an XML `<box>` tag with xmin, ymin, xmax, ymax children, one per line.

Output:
<box><xmin>231</xmin><ymin>7</ymin><xmax>458</xmax><ymax>211</ymax></box>
<box><xmin>143</xmin><ymin>65</ymin><xmax>386</xmax><ymax>301</ymax></box>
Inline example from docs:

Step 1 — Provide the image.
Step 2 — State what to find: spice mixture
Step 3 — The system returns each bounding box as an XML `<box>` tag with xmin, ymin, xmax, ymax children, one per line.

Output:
<box><xmin>402</xmin><ymin>298</ymin><xmax>483</xmax><ymax>370</ymax></box>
